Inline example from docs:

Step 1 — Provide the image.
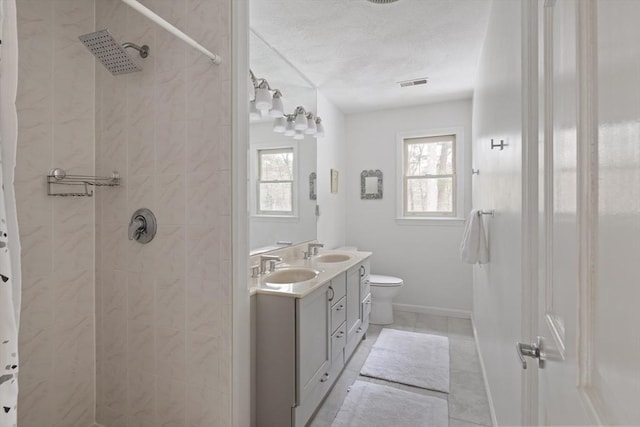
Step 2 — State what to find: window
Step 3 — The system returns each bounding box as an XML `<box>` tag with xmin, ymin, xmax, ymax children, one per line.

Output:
<box><xmin>257</xmin><ymin>147</ymin><xmax>294</xmax><ymax>215</ymax></box>
<box><xmin>402</xmin><ymin>134</ymin><xmax>456</xmax><ymax>217</ymax></box>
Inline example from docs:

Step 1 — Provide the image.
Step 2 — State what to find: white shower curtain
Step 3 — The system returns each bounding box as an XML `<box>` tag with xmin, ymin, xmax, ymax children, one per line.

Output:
<box><xmin>0</xmin><ymin>0</ymin><xmax>21</xmax><ymax>426</ymax></box>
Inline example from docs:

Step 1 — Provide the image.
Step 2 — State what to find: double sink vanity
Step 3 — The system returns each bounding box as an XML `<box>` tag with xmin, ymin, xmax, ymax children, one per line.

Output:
<box><xmin>251</xmin><ymin>243</ymin><xmax>372</xmax><ymax>427</ymax></box>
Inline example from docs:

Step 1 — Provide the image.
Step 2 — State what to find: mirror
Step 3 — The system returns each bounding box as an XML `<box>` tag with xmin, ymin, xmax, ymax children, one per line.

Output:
<box><xmin>249</xmin><ymin>30</ymin><xmax>318</xmax><ymax>254</ymax></box>
<box><xmin>361</xmin><ymin>169</ymin><xmax>383</xmax><ymax>199</ymax></box>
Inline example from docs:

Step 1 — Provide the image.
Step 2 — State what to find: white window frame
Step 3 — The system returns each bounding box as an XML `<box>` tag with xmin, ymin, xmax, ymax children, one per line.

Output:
<box><xmin>396</xmin><ymin>127</ymin><xmax>466</xmax><ymax>223</ymax></box>
<box><xmin>251</xmin><ymin>143</ymin><xmax>299</xmax><ymax>218</ymax></box>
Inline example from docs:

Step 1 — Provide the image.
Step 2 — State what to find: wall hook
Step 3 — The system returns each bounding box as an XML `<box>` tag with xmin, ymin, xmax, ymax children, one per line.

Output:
<box><xmin>491</xmin><ymin>139</ymin><xmax>507</xmax><ymax>150</ymax></box>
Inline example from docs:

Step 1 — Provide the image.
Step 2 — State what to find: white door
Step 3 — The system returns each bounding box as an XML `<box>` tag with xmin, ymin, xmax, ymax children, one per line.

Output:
<box><xmin>536</xmin><ymin>0</ymin><xmax>640</xmax><ymax>424</ymax></box>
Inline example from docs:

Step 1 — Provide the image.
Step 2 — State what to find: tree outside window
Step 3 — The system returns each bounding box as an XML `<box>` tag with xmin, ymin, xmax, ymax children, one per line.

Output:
<box><xmin>257</xmin><ymin>148</ymin><xmax>294</xmax><ymax>215</ymax></box>
<box><xmin>403</xmin><ymin>135</ymin><xmax>456</xmax><ymax>216</ymax></box>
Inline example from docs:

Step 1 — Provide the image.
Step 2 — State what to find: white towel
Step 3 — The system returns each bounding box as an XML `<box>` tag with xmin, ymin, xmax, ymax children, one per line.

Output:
<box><xmin>460</xmin><ymin>210</ymin><xmax>489</xmax><ymax>264</ymax></box>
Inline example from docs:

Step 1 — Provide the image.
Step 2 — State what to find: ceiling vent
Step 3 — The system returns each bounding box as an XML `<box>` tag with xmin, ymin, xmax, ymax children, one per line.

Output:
<box><xmin>398</xmin><ymin>78</ymin><xmax>429</xmax><ymax>88</ymax></box>
<box><xmin>367</xmin><ymin>0</ymin><xmax>400</xmax><ymax>4</ymax></box>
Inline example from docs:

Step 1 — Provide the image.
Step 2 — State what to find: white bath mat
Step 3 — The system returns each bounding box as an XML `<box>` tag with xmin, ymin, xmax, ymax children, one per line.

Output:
<box><xmin>360</xmin><ymin>328</ymin><xmax>450</xmax><ymax>393</ymax></box>
<box><xmin>331</xmin><ymin>380</ymin><xmax>448</xmax><ymax>427</ymax></box>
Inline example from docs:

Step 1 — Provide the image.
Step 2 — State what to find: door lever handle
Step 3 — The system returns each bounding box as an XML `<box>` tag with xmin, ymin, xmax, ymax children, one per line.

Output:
<box><xmin>516</xmin><ymin>336</ymin><xmax>545</xmax><ymax>369</ymax></box>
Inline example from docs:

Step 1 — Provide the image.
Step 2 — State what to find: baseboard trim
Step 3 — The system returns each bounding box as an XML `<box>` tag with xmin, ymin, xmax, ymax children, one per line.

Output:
<box><xmin>392</xmin><ymin>303</ymin><xmax>472</xmax><ymax>319</ymax></box>
<box><xmin>471</xmin><ymin>314</ymin><xmax>498</xmax><ymax>427</ymax></box>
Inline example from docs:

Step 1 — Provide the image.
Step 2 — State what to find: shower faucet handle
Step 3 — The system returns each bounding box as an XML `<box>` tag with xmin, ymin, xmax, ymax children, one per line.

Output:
<box><xmin>128</xmin><ymin>216</ymin><xmax>146</xmax><ymax>240</ymax></box>
<box><xmin>128</xmin><ymin>208</ymin><xmax>157</xmax><ymax>244</ymax></box>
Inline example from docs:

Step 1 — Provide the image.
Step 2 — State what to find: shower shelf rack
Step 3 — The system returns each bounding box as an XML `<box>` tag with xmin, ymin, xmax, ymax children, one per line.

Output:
<box><xmin>47</xmin><ymin>168</ymin><xmax>120</xmax><ymax>197</ymax></box>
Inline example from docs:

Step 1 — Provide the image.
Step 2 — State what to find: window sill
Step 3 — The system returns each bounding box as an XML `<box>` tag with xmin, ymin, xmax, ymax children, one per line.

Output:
<box><xmin>395</xmin><ymin>217</ymin><xmax>465</xmax><ymax>227</ymax></box>
<box><xmin>251</xmin><ymin>215</ymin><xmax>299</xmax><ymax>223</ymax></box>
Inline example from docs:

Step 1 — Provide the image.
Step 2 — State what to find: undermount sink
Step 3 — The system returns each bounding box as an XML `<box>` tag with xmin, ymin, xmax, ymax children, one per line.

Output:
<box><xmin>264</xmin><ymin>267</ymin><xmax>319</xmax><ymax>285</ymax></box>
<box><xmin>314</xmin><ymin>253</ymin><xmax>351</xmax><ymax>263</ymax></box>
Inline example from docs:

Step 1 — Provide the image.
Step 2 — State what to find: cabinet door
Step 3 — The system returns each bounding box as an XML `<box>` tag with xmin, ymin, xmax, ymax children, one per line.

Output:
<box><xmin>296</xmin><ymin>284</ymin><xmax>331</xmax><ymax>404</ymax></box>
<box><xmin>346</xmin><ymin>265</ymin><xmax>361</xmax><ymax>337</ymax></box>
<box><xmin>359</xmin><ymin>259</ymin><xmax>371</xmax><ymax>334</ymax></box>
<box><xmin>344</xmin><ymin>265</ymin><xmax>362</xmax><ymax>360</ymax></box>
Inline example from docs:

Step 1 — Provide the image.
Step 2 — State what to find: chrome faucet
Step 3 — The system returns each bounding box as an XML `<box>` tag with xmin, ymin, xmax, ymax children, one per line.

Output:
<box><xmin>259</xmin><ymin>255</ymin><xmax>282</xmax><ymax>274</ymax></box>
<box><xmin>306</xmin><ymin>242</ymin><xmax>324</xmax><ymax>258</ymax></box>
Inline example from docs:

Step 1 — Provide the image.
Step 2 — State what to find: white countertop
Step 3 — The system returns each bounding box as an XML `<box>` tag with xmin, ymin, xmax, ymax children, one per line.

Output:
<box><xmin>249</xmin><ymin>250</ymin><xmax>372</xmax><ymax>298</ymax></box>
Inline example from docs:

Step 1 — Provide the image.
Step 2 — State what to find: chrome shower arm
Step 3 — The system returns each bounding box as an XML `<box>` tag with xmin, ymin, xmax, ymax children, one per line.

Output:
<box><xmin>121</xmin><ymin>42</ymin><xmax>150</xmax><ymax>58</ymax></box>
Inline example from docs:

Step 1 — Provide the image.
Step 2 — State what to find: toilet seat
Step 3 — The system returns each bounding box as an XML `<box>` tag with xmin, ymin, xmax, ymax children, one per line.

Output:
<box><xmin>370</xmin><ymin>274</ymin><xmax>403</xmax><ymax>287</ymax></box>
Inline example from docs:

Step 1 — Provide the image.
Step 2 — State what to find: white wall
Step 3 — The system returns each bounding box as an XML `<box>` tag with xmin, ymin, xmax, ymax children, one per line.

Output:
<box><xmin>472</xmin><ymin>1</ymin><xmax>524</xmax><ymax>425</ymax></box>
<box><xmin>316</xmin><ymin>92</ymin><xmax>347</xmax><ymax>250</ymax></box>
<box><xmin>345</xmin><ymin>100</ymin><xmax>473</xmax><ymax>312</ymax></box>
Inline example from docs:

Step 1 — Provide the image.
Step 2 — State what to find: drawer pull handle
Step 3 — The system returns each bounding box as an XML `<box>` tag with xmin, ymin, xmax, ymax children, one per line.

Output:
<box><xmin>357</xmin><ymin>327</ymin><xmax>362</xmax><ymax>333</ymax></box>
<box><xmin>336</xmin><ymin>304</ymin><xmax>345</xmax><ymax>311</ymax></box>
<box><xmin>320</xmin><ymin>373</ymin><xmax>330</xmax><ymax>383</ymax></box>
<box><xmin>336</xmin><ymin>331</ymin><xmax>345</xmax><ymax>338</ymax></box>
<box><xmin>328</xmin><ymin>286</ymin><xmax>334</xmax><ymax>301</ymax></box>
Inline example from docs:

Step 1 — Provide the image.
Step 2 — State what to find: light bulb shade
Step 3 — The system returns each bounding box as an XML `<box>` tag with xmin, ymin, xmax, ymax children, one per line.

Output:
<box><xmin>304</xmin><ymin>116</ymin><xmax>317</xmax><ymax>134</ymax></box>
<box><xmin>272</xmin><ymin>117</ymin><xmax>286</xmax><ymax>133</ymax></box>
<box><xmin>284</xmin><ymin>120</ymin><xmax>295</xmax><ymax>136</ymax></box>
<box><xmin>249</xmin><ymin>100</ymin><xmax>261</xmax><ymax>120</ymax></box>
<box><xmin>269</xmin><ymin>94</ymin><xmax>284</xmax><ymax>117</ymax></box>
<box><xmin>255</xmin><ymin>87</ymin><xmax>272</xmax><ymax>111</ymax></box>
<box><xmin>293</xmin><ymin>130</ymin><xmax>305</xmax><ymax>140</ymax></box>
<box><xmin>315</xmin><ymin>118</ymin><xmax>325</xmax><ymax>137</ymax></box>
<box><xmin>294</xmin><ymin>111</ymin><xmax>308</xmax><ymax>130</ymax></box>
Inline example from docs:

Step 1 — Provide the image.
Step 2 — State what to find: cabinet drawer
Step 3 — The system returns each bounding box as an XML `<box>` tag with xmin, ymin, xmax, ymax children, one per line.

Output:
<box><xmin>331</xmin><ymin>296</ymin><xmax>346</xmax><ymax>333</ymax></box>
<box><xmin>331</xmin><ymin>322</ymin><xmax>347</xmax><ymax>362</ymax></box>
<box><xmin>329</xmin><ymin>274</ymin><xmax>346</xmax><ymax>304</ymax></box>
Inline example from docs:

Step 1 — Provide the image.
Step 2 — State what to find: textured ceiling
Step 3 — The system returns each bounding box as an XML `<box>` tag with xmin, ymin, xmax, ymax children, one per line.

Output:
<box><xmin>250</xmin><ymin>0</ymin><xmax>492</xmax><ymax>113</ymax></box>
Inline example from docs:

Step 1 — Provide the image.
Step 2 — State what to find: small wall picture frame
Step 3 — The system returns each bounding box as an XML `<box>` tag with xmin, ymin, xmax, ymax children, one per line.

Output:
<box><xmin>330</xmin><ymin>169</ymin><xmax>339</xmax><ymax>194</ymax></box>
<box><xmin>309</xmin><ymin>172</ymin><xmax>317</xmax><ymax>200</ymax></box>
<box><xmin>361</xmin><ymin>169</ymin><xmax>383</xmax><ymax>199</ymax></box>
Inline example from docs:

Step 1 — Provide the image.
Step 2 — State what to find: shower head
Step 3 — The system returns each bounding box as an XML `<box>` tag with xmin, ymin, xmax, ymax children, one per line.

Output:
<box><xmin>78</xmin><ymin>29</ymin><xmax>150</xmax><ymax>75</ymax></box>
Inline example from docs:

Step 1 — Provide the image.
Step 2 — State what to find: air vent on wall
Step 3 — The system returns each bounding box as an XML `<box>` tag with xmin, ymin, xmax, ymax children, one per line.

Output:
<box><xmin>398</xmin><ymin>78</ymin><xmax>429</xmax><ymax>88</ymax></box>
<box><xmin>367</xmin><ymin>0</ymin><xmax>400</xmax><ymax>3</ymax></box>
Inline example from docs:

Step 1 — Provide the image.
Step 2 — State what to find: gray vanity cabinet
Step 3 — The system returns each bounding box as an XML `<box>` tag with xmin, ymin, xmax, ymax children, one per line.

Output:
<box><xmin>255</xmin><ymin>260</ymin><xmax>370</xmax><ymax>427</ymax></box>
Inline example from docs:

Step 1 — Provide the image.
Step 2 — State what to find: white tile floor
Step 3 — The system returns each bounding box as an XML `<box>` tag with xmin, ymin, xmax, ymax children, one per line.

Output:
<box><xmin>309</xmin><ymin>311</ymin><xmax>492</xmax><ymax>427</ymax></box>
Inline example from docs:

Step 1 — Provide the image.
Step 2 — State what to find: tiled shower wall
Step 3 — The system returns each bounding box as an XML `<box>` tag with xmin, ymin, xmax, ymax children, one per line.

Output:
<box><xmin>16</xmin><ymin>1</ymin><xmax>97</xmax><ymax>425</ymax></box>
<box><xmin>15</xmin><ymin>0</ymin><xmax>232</xmax><ymax>425</ymax></box>
<box><xmin>94</xmin><ymin>0</ymin><xmax>232</xmax><ymax>426</ymax></box>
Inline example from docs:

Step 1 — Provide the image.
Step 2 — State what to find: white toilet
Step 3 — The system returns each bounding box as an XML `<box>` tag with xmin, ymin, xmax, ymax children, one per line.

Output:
<box><xmin>369</xmin><ymin>274</ymin><xmax>404</xmax><ymax>325</ymax></box>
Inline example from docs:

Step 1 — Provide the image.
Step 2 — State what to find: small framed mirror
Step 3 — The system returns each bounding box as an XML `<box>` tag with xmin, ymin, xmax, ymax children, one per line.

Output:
<box><xmin>361</xmin><ymin>169</ymin><xmax>383</xmax><ymax>199</ymax></box>
<box><xmin>309</xmin><ymin>172</ymin><xmax>317</xmax><ymax>200</ymax></box>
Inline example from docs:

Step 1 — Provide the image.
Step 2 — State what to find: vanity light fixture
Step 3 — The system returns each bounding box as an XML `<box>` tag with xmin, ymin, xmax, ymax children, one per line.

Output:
<box><xmin>284</xmin><ymin>117</ymin><xmax>296</xmax><ymax>136</ymax></box>
<box><xmin>294</xmin><ymin>106</ymin><xmax>308</xmax><ymax>131</ymax></box>
<box><xmin>304</xmin><ymin>113</ymin><xmax>317</xmax><ymax>135</ymax></box>
<box><xmin>249</xmin><ymin>69</ymin><xmax>326</xmax><ymax>138</ymax></box>
<box><xmin>269</xmin><ymin>91</ymin><xmax>284</xmax><ymax>117</ymax></box>
<box><xmin>254</xmin><ymin>81</ymin><xmax>272</xmax><ymax>111</ymax></box>
<box><xmin>249</xmin><ymin>100</ymin><xmax>261</xmax><ymax>121</ymax></box>
<box><xmin>273</xmin><ymin>117</ymin><xmax>287</xmax><ymax>133</ymax></box>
